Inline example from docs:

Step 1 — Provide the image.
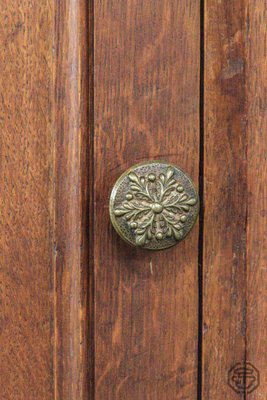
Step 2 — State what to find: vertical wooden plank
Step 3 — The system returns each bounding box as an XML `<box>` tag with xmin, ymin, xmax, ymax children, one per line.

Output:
<box><xmin>204</xmin><ymin>1</ymin><xmax>267</xmax><ymax>399</ymax></box>
<box><xmin>53</xmin><ymin>0</ymin><xmax>91</xmax><ymax>398</ymax></box>
<box><xmin>0</xmin><ymin>1</ymin><xmax>92</xmax><ymax>399</ymax></box>
<box><xmin>0</xmin><ymin>1</ymin><xmax>54</xmax><ymax>399</ymax></box>
<box><xmin>246</xmin><ymin>2</ymin><xmax>267</xmax><ymax>398</ymax></box>
<box><xmin>203</xmin><ymin>1</ymin><xmax>248</xmax><ymax>398</ymax></box>
<box><xmin>94</xmin><ymin>1</ymin><xmax>200</xmax><ymax>399</ymax></box>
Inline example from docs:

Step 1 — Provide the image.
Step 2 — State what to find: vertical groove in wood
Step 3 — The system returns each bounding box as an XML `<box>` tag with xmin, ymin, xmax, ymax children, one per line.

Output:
<box><xmin>52</xmin><ymin>0</ymin><xmax>91</xmax><ymax>398</ymax></box>
<box><xmin>203</xmin><ymin>1</ymin><xmax>248</xmax><ymax>398</ymax></box>
<box><xmin>198</xmin><ymin>0</ymin><xmax>205</xmax><ymax>399</ymax></box>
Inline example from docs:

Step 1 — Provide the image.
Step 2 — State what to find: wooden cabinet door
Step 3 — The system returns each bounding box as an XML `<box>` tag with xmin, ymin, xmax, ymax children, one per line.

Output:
<box><xmin>1</xmin><ymin>1</ymin><xmax>266</xmax><ymax>399</ymax></box>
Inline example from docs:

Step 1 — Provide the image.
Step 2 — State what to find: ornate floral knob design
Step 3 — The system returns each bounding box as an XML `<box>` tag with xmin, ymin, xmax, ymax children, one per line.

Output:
<box><xmin>109</xmin><ymin>161</ymin><xmax>199</xmax><ymax>250</ymax></box>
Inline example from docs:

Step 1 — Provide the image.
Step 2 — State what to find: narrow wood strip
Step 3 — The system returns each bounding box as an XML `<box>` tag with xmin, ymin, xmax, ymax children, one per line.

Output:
<box><xmin>88</xmin><ymin>0</ymin><xmax>96</xmax><ymax>397</ymax></box>
<box><xmin>203</xmin><ymin>1</ymin><xmax>248</xmax><ymax>398</ymax></box>
<box><xmin>53</xmin><ymin>0</ymin><xmax>91</xmax><ymax>398</ymax></box>
<box><xmin>246</xmin><ymin>2</ymin><xmax>267</xmax><ymax>398</ymax></box>
<box><xmin>94</xmin><ymin>1</ymin><xmax>200</xmax><ymax>398</ymax></box>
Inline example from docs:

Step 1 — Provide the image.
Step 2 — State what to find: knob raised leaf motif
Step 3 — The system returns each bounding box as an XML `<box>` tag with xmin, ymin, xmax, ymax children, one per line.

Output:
<box><xmin>109</xmin><ymin>161</ymin><xmax>199</xmax><ymax>250</ymax></box>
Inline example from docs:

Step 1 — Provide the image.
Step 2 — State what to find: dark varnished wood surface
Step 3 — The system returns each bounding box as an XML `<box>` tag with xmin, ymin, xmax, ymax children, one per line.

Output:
<box><xmin>94</xmin><ymin>1</ymin><xmax>200</xmax><ymax>398</ymax></box>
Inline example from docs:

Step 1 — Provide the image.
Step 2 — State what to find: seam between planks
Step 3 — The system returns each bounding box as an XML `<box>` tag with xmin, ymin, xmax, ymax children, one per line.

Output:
<box><xmin>198</xmin><ymin>0</ymin><xmax>205</xmax><ymax>399</ymax></box>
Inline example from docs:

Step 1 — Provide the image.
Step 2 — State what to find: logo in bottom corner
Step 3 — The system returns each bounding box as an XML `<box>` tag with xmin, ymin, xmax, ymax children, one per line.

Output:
<box><xmin>228</xmin><ymin>362</ymin><xmax>260</xmax><ymax>394</ymax></box>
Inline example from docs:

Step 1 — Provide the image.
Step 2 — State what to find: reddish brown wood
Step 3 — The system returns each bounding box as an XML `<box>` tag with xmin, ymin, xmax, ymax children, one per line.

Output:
<box><xmin>204</xmin><ymin>1</ymin><xmax>267</xmax><ymax>398</ymax></box>
<box><xmin>0</xmin><ymin>1</ymin><xmax>54</xmax><ymax>399</ymax></box>
<box><xmin>0</xmin><ymin>1</ymin><xmax>91</xmax><ymax>399</ymax></box>
<box><xmin>2</xmin><ymin>1</ymin><xmax>266</xmax><ymax>399</ymax></box>
<box><xmin>203</xmin><ymin>1</ymin><xmax>248</xmax><ymax>398</ymax></box>
<box><xmin>246</xmin><ymin>2</ymin><xmax>267</xmax><ymax>398</ymax></box>
<box><xmin>94</xmin><ymin>1</ymin><xmax>200</xmax><ymax>398</ymax></box>
<box><xmin>53</xmin><ymin>0</ymin><xmax>91</xmax><ymax>399</ymax></box>
<box><xmin>88</xmin><ymin>0</ymin><xmax>95</xmax><ymax>397</ymax></box>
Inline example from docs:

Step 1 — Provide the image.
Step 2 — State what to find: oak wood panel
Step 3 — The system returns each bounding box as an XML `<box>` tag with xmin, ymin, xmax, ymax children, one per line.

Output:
<box><xmin>0</xmin><ymin>1</ymin><xmax>91</xmax><ymax>399</ymax></box>
<box><xmin>53</xmin><ymin>0</ymin><xmax>91</xmax><ymax>398</ymax></box>
<box><xmin>246</xmin><ymin>2</ymin><xmax>267</xmax><ymax>398</ymax></box>
<box><xmin>0</xmin><ymin>1</ymin><xmax>54</xmax><ymax>399</ymax></box>
<box><xmin>203</xmin><ymin>1</ymin><xmax>248</xmax><ymax>398</ymax></box>
<box><xmin>94</xmin><ymin>1</ymin><xmax>200</xmax><ymax>398</ymax></box>
<box><xmin>204</xmin><ymin>1</ymin><xmax>267</xmax><ymax>399</ymax></box>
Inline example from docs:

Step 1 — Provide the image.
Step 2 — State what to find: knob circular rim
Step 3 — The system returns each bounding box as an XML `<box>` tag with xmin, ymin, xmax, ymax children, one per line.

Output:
<box><xmin>109</xmin><ymin>160</ymin><xmax>199</xmax><ymax>250</ymax></box>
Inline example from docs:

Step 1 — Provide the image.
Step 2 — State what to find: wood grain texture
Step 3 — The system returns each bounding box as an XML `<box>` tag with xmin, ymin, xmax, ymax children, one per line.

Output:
<box><xmin>203</xmin><ymin>1</ymin><xmax>248</xmax><ymax>398</ymax></box>
<box><xmin>2</xmin><ymin>1</ymin><xmax>266</xmax><ymax>398</ymax></box>
<box><xmin>0</xmin><ymin>1</ymin><xmax>91</xmax><ymax>399</ymax></box>
<box><xmin>0</xmin><ymin>1</ymin><xmax>54</xmax><ymax>399</ymax></box>
<box><xmin>246</xmin><ymin>2</ymin><xmax>267</xmax><ymax>398</ymax></box>
<box><xmin>53</xmin><ymin>0</ymin><xmax>91</xmax><ymax>398</ymax></box>
<box><xmin>94</xmin><ymin>1</ymin><xmax>200</xmax><ymax>398</ymax></box>
<box><xmin>204</xmin><ymin>1</ymin><xmax>267</xmax><ymax>398</ymax></box>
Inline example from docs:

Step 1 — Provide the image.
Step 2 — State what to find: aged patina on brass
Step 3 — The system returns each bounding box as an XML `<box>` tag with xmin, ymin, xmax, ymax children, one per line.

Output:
<box><xmin>109</xmin><ymin>161</ymin><xmax>199</xmax><ymax>250</ymax></box>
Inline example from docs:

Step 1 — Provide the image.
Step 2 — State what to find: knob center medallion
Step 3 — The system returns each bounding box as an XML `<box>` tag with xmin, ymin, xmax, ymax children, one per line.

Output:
<box><xmin>151</xmin><ymin>203</ymin><xmax>163</xmax><ymax>213</ymax></box>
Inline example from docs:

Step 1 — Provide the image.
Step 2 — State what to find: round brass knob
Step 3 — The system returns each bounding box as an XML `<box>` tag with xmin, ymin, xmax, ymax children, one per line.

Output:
<box><xmin>109</xmin><ymin>160</ymin><xmax>199</xmax><ymax>250</ymax></box>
